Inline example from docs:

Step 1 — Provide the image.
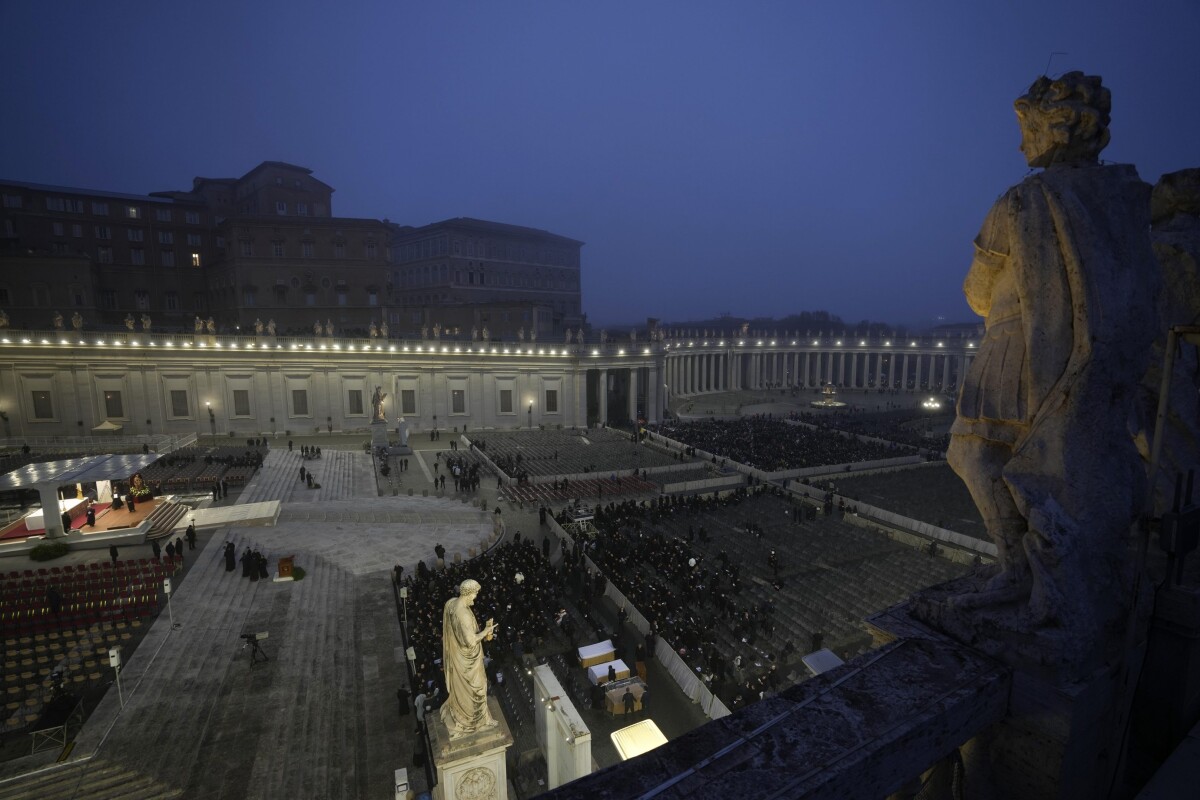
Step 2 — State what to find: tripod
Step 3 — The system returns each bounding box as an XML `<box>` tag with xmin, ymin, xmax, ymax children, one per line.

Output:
<box><xmin>244</xmin><ymin>638</ymin><xmax>270</xmax><ymax>668</ymax></box>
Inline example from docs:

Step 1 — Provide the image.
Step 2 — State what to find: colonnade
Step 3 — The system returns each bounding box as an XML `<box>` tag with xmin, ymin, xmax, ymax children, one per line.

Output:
<box><xmin>664</xmin><ymin>344</ymin><xmax>976</xmax><ymax>397</ymax></box>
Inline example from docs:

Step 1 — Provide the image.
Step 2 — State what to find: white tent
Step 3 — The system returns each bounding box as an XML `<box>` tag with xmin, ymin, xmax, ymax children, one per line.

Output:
<box><xmin>92</xmin><ymin>419</ymin><xmax>123</xmax><ymax>433</ymax></box>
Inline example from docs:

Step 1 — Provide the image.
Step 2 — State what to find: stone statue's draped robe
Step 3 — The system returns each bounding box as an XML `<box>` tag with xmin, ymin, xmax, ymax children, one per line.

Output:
<box><xmin>440</xmin><ymin>596</ymin><xmax>495</xmax><ymax>735</ymax></box>
<box><xmin>951</xmin><ymin>163</ymin><xmax>1160</xmax><ymax>643</ymax></box>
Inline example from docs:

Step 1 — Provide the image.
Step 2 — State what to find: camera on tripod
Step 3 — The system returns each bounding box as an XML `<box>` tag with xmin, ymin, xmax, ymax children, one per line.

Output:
<box><xmin>240</xmin><ymin>632</ymin><xmax>269</xmax><ymax>642</ymax></box>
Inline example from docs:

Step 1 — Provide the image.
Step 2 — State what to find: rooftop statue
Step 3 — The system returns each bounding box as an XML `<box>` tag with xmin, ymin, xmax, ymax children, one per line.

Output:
<box><xmin>440</xmin><ymin>579</ymin><xmax>498</xmax><ymax>738</ymax></box>
<box><xmin>1138</xmin><ymin>168</ymin><xmax>1200</xmax><ymax>507</ymax></box>
<box><xmin>926</xmin><ymin>72</ymin><xmax>1162</xmax><ymax>674</ymax></box>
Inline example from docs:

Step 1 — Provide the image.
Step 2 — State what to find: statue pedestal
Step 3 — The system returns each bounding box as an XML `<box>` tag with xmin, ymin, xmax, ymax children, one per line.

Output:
<box><xmin>427</xmin><ymin>697</ymin><xmax>514</xmax><ymax>800</ymax></box>
<box><xmin>393</xmin><ymin>418</ymin><xmax>413</xmax><ymax>456</ymax></box>
<box><xmin>369</xmin><ymin>419</ymin><xmax>390</xmax><ymax>453</ymax></box>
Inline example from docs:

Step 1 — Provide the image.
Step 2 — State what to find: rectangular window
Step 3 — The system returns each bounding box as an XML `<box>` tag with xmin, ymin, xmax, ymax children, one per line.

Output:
<box><xmin>242</xmin><ymin>288</ymin><xmax>256</xmax><ymax>307</ymax></box>
<box><xmin>191</xmin><ymin>252</ymin><xmax>201</xmax><ymax>267</ymax></box>
<box><xmin>334</xmin><ymin>242</ymin><xmax>345</xmax><ymax>259</ymax></box>
<box><xmin>276</xmin><ymin>201</ymin><xmax>287</xmax><ymax>215</ymax></box>
<box><xmin>95</xmin><ymin>225</ymin><xmax>111</xmax><ymax>240</ymax></box>
<box><xmin>170</xmin><ymin>390</ymin><xmax>189</xmax><ymax>417</ymax></box>
<box><xmin>401</xmin><ymin>389</ymin><xmax>416</xmax><ymax>415</ymax></box>
<box><xmin>368</xmin><ymin>290</ymin><xmax>377</xmax><ymax>306</ymax></box>
<box><xmin>71</xmin><ymin>224</ymin><xmax>82</xmax><ymax>237</ymax></box>
<box><xmin>365</xmin><ymin>242</ymin><xmax>376</xmax><ymax>259</ymax></box>
<box><xmin>127</xmin><ymin>228</ymin><xmax>144</xmax><ymax>242</ymax></box>
<box><xmin>291</xmin><ymin>389</ymin><xmax>309</xmax><ymax>416</ymax></box>
<box><xmin>161</xmin><ymin>251</ymin><xmax>175</xmax><ymax>267</ymax></box>
<box><xmin>156</xmin><ymin>208</ymin><xmax>172</xmax><ymax>222</ymax></box>
<box><xmin>347</xmin><ymin>390</ymin><xmax>363</xmax><ymax>415</ymax></box>
<box><xmin>272</xmin><ymin>242</ymin><xmax>284</xmax><ymax>258</ymax></box>
<box><xmin>130</xmin><ymin>248</ymin><xmax>145</xmax><ymax>265</ymax></box>
<box><xmin>91</xmin><ymin>202</ymin><xmax>108</xmax><ymax>215</ymax></box>
<box><xmin>305</xmin><ymin>291</ymin><xmax>316</xmax><ymax>306</ymax></box>
<box><xmin>296</xmin><ymin>202</ymin><xmax>308</xmax><ymax>215</ymax></box>
<box><xmin>158</xmin><ymin>231</ymin><xmax>173</xmax><ymax>245</ymax></box>
<box><xmin>545</xmin><ymin>389</ymin><xmax>559</xmax><ymax>413</ymax></box>
<box><xmin>302</xmin><ymin>242</ymin><xmax>314</xmax><ymax>258</ymax></box>
<box><xmin>52</xmin><ymin>222</ymin><xmax>64</xmax><ymax>236</ymax></box>
<box><xmin>45</xmin><ymin>197</ymin><xmax>65</xmax><ymax>212</ymax></box>
<box><xmin>65</xmin><ymin>199</ymin><xmax>82</xmax><ymax>212</ymax></box>
<box><xmin>126</xmin><ymin>206</ymin><xmax>140</xmax><ymax>219</ymax></box>
<box><xmin>337</xmin><ymin>290</ymin><xmax>347</xmax><ymax>306</ymax></box>
<box><xmin>103</xmin><ymin>390</ymin><xmax>124</xmax><ymax>418</ymax></box>
<box><xmin>134</xmin><ymin>290</ymin><xmax>149</xmax><ymax>310</ymax></box>
<box><xmin>165</xmin><ymin>291</ymin><xmax>179</xmax><ymax>310</ymax></box>
<box><xmin>31</xmin><ymin>391</ymin><xmax>53</xmax><ymax>419</ymax></box>
<box><xmin>451</xmin><ymin>389</ymin><xmax>465</xmax><ymax>414</ymax></box>
<box><xmin>186</xmin><ymin>233</ymin><xmax>202</xmax><ymax>246</ymax></box>
<box><xmin>240</xmin><ymin>240</ymin><xmax>253</xmax><ymax>257</ymax></box>
<box><xmin>185</xmin><ymin>211</ymin><xmax>200</xmax><ymax>224</ymax></box>
<box><xmin>499</xmin><ymin>389</ymin><xmax>513</xmax><ymax>414</ymax></box>
<box><xmin>232</xmin><ymin>389</ymin><xmax>251</xmax><ymax>417</ymax></box>
<box><xmin>2</xmin><ymin>194</ymin><xmax>21</xmax><ymax>208</ymax></box>
<box><xmin>100</xmin><ymin>290</ymin><xmax>117</xmax><ymax>309</ymax></box>
<box><xmin>97</xmin><ymin>246</ymin><xmax>113</xmax><ymax>264</ymax></box>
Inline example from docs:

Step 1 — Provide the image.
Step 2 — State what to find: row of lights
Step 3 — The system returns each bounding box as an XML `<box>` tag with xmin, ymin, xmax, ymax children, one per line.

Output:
<box><xmin>0</xmin><ymin>337</ymin><xmax>663</xmax><ymax>358</ymax></box>
<box><xmin>667</xmin><ymin>339</ymin><xmax>974</xmax><ymax>349</ymax></box>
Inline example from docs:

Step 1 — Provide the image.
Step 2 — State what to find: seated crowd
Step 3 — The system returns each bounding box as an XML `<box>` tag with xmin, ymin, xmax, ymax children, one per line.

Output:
<box><xmin>650</xmin><ymin>416</ymin><xmax>908</xmax><ymax>471</ymax></box>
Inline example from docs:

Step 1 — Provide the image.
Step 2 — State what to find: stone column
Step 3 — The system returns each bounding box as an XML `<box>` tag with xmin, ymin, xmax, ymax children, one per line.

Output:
<box><xmin>914</xmin><ymin>355</ymin><xmax>923</xmax><ymax>391</ymax></box>
<box><xmin>804</xmin><ymin>352</ymin><xmax>811</xmax><ymax>388</ymax></box>
<box><xmin>902</xmin><ymin>354</ymin><xmax>910</xmax><ymax>390</ymax></box>
<box><xmin>646</xmin><ymin>363</ymin><xmax>660</xmax><ymax>423</ymax></box>
<box><xmin>941</xmin><ymin>354</ymin><xmax>951</xmax><ymax>391</ymax></box>
<box><xmin>598</xmin><ymin>369</ymin><xmax>608</xmax><ymax>424</ymax></box>
<box><xmin>875</xmin><ymin>351</ymin><xmax>884</xmax><ymax>389</ymax></box>
<box><xmin>628</xmin><ymin>367</ymin><xmax>638</xmax><ymax>421</ymax></box>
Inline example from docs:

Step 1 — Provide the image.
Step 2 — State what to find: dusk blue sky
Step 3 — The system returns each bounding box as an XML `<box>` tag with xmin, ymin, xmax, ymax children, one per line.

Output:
<box><xmin>2</xmin><ymin>2</ymin><xmax>1197</xmax><ymax>328</ymax></box>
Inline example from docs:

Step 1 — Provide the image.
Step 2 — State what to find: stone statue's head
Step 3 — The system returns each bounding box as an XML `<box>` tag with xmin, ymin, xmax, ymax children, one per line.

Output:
<box><xmin>458</xmin><ymin>578</ymin><xmax>481</xmax><ymax>598</ymax></box>
<box><xmin>1151</xmin><ymin>168</ymin><xmax>1200</xmax><ymax>226</ymax></box>
<box><xmin>1013</xmin><ymin>71</ymin><xmax>1111</xmax><ymax>167</ymax></box>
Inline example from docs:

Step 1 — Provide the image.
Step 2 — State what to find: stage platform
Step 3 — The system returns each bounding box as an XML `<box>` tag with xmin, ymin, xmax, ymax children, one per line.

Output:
<box><xmin>1</xmin><ymin>497</ymin><xmax>161</xmax><ymax>542</ymax></box>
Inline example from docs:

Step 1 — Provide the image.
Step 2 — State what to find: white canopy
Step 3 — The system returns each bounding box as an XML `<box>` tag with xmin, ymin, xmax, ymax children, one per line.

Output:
<box><xmin>92</xmin><ymin>420</ymin><xmax>123</xmax><ymax>432</ymax></box>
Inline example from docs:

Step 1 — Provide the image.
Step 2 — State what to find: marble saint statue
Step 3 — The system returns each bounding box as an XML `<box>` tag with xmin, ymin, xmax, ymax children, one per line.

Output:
<box><xmin>267</xmin><ymin>318</ymin><xmax>276</xmax><ymax>336</ymax></box>
<box><xmin>205</xmin><ymin>317</ymin><xmax>215</xmax><ymax>334</ymax></box>
<box><xmin>440</xmin><ymin>579</ymin><xmax>498</xmax><ymax>738</ymax></box>
<box><xmin>379</xmin><ymin>320</ymin><xmax>388</xmax><ymax>338</ymax></box>
<box><xmin>124</xmin><ymin>314</ymin><xmax>135</xmax><ymax>331</ymax></box>
<box><xmin>53</xmin><ymin>311</ymin><xmax>64</xmax><ymax>330</ymax></box>
<box><xmin>140</xmin><ymin>314</ymin><xmax>151</xmax><ymax>332</ymax></box>
<box><xmin>930</xmin><ymin>72</ymin><xmax>1161</xmax><ymax>673</ymax></box>
<box><xmin>254</xmin><ymin>318</ymin><xmax>263</xmax><ymax>336</ymax></box>
<box><xmin>71</xmin><ymin>311</ymin><xmax>83</xmax><ymax>331</ymax></box>
<box><xmin>371</xmin><ymin>386</ymin><xmax>387</xmax><ymax>421</ymax></box>
<box><xmin>368</xmin><ymin>321</ymin><xmax>378</xmax><ymax>339</ymax></box>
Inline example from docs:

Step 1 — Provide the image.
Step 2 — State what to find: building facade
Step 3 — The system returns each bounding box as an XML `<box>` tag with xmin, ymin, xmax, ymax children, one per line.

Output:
<box><xmin>0</xmin><ymin>163</ymin><xmax>581</xmax><ymax>339</ymax></box>
<box><xmin>389</xmin><ymin>217</ymin><xmax>584</xmax><ymax>340</ymax></box>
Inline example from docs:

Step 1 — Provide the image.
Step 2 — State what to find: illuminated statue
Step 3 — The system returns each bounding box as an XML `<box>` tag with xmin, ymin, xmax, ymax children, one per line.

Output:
<box><xmin>440</xmin><ymin>579</ymin><xmax>497</xmax><ymax>738</ymax></box>
<box><xmin>932</xmin><ymin>72</ymin><xmax>1161</xmax><ymax>673</ymax></box>
<box><xmin>371</xmin><ymin>386</ymin><xmax>387</xmax><ymax>421</ymax></box>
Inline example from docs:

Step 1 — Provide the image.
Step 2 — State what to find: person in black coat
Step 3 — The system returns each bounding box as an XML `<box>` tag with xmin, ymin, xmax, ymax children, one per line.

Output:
<box><xmin>151</xmin><ymin>539</ymin><xmax>161</xmax><ymax>560</ymax></box>
<box><xmin>257</xmin><ymin>552</ymin><xmax>269</xmax><ymax>579</ymax></box>
<box><xmin>224</xmin><ymin>542</ymin><xmax>236</xmax><ymax>572</ymax></box>
<box><xmin>240</xmin><ymin>548</ymin><xmax>252</xmax><ymax>577</ymax></box>
<box><xmin>186</xmin><ymin>522</ymin><xmax>196</xmax><ymax>550</ymax></box>
<box><xmin>165</xmin><ymin>541</ymin><xmax>176</xmax><ymax>560</ymax></box>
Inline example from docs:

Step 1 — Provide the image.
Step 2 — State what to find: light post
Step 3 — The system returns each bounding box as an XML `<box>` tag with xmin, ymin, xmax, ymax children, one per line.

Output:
<box><xmin>164</xmin><ymin>576</ymin><xmax>174</xmax><ymax>627</ymax></box>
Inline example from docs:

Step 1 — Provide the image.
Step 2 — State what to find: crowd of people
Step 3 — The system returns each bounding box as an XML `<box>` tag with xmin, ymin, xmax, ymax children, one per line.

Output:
<box><xmin>650</xmin><ymin>416</ymin><xmax>908</xmax><ymax>471</ymax></box>
<box><xmin>577</xmin><ymin>488</ymin><xmax>794</xmax><ymax>709</ymax></box>
<box><xmin>791</xmin><ymin>408</ymin><xmax>951</xmax><ymax>453</ymax></box>
<box><xmin>401</xmin><ymin>536</ymin><xmax>565</xmax><ymax>708</ymax></box>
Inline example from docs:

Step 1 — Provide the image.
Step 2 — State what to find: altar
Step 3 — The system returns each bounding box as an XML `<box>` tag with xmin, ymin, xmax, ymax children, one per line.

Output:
<box><xmin>26</xmin><ymin>497</ymin><xmax>87</xmax><ymax>531</ymax></box>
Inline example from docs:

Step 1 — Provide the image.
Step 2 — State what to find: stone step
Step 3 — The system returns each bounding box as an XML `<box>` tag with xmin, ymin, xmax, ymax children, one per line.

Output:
<box><xmin>0</xmin><ymin>760</ymin><xmax>182</xmax><ymax>800</ymax></box>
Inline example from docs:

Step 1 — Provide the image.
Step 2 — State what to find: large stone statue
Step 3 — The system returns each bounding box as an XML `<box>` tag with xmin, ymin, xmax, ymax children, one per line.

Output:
<box><xmin>371</xmin><ymin>386</ymin><xmax>387</xmax><ymax>421</ymax></box>
<box><xmin>140</xmin><ymin>314</ymin><xmax>151</xmax><ymax>332</ymax></box>
<box><xmin>440</xmin><ymin>579</ymin><xmax>498</xmax><ymax>738</ymax></box>
<box><xmin>71</xmin><ymin>311</ymin><xmax>83</xmax><ymax>331</ymax></box>
<box><xmin>379</xmin><ymin>320</ymin><xmax>388</xmax><ymax>338</ymax></box>
<box><xmin>930</xmin><ymin>72</ymin><xmax>1161</xmax><ymax>673</ymax></box>
<box><xmin>194</xmin><ymin>316</ymin><xmax>203</xmax><ymax>334</ymax></box>
<box><xmin>254</xmin><ymin>318</ymin><xmax>263</xmax><ymax>336</ymax></box>
<box><xmin>124</xmin><ymin>314</ymin><xmax>135</xmax><ymax>331</ymax></box>
<box><xmin>1137</xmin><ymin>168</ymin><xmax>1200</xmax><ymax>506</ymax></box>
<box><xmin>266</xmin><ymin>318</ymin><xmax>276</xmax><ymax>336</ymax></box>
<box><xmin>205</xmin><ymin>317</ymin><xmax>215</xmax><ymax>334</ymax></box>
